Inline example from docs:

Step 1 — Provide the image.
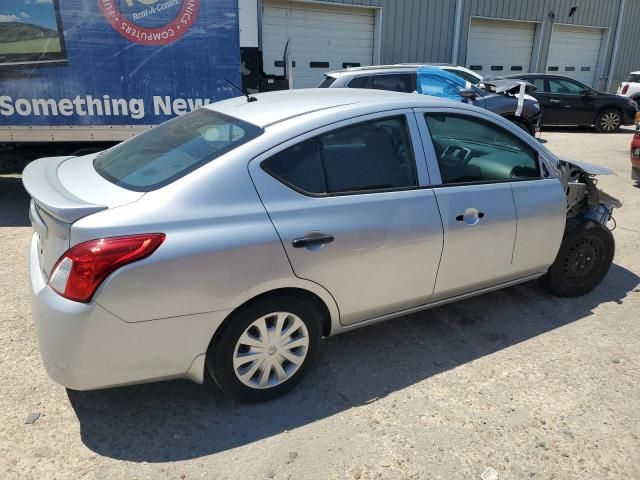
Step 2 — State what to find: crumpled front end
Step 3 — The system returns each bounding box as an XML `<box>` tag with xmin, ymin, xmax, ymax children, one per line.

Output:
<box><xmin>560</xmin><ymin>158</ymin><xmax>622</xmax><ymax>227</ymax></box>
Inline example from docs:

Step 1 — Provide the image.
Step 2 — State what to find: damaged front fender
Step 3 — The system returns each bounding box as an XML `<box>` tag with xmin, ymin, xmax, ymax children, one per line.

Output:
<box><xmin>560</xmin><ymin>157</ymin><xmax>622</xmax><ymax>225</ymax></box>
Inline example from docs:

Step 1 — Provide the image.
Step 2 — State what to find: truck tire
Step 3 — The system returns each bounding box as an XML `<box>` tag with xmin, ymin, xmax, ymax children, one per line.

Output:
<box><xmin>543</xmin><ymin>220</ymin><xmax>614</xmax><ymax>297</ymax></box>
<box><xmin>594</xmin><ymin>109</ymin><xmax>622</xmax><ymax>133</ymax></box>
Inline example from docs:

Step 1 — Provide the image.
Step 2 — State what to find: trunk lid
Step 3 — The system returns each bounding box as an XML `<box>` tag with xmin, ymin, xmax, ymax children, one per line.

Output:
<box><xmin>23</xmin><ymin>155</ymin><xmax>143</xmax><ymax>277</ymax></box>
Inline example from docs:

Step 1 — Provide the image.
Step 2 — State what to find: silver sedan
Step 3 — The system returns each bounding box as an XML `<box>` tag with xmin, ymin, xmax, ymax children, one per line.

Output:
<box><xmin>24</xmin><ymin>89</ymin><xmax>620</xmax><ymax>401</ymax></box>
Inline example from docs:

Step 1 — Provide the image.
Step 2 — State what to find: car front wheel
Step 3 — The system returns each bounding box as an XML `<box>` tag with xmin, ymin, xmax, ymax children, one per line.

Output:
<box><xmin>595</xmin><ymin>109</ymin><xmax>622</xmax><ymax>133</ymax></box>
<box><xmin>207</xmin><ymin>295</ymin><xmax>322</xmax><ymax>402</ymax></box>
<box><xmin>543</xmin><ymin>220</ymin><xmax>614</xmax><ymax>297</ymax></box>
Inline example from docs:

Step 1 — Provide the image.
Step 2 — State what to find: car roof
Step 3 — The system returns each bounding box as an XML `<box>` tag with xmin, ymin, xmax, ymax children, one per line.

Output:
<box><xmin>325</xmin><ymin>63</ymin><xmax>458</xmax><ymax>76</ymax></box>
<box><xmin>206</xmin><ymin>88</ymin><xmax>462</xmax><ymax>128</ymax></box>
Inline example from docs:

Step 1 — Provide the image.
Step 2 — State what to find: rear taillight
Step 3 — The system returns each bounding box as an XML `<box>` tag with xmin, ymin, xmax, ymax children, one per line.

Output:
<box><xmin>49</xmin><ymin>234</ymin><xmax>165</xmax><ymax>303</ymax></box>
<box><xmin>622</xmin><ymin>84</ymin><xmax>629</xmax><ymax>95</ymax></box>
<box><xmin>632</xmin><ymin>133</ymin><xmax>640</xmax><ymax>159</ymax></box>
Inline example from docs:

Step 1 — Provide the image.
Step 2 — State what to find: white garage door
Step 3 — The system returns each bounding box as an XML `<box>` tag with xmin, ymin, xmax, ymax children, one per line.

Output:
<box><xmin>547</xmin><ymin>25</ymin><xmax>604</xmax><ymax>87</ymax></box>
<box><xmin>466</xmin><ymin>18</ymin><xmax>536</xmax><ymax>78</ymax></box>
<box><xmin>262</xmin><ymin>0</ymin><xmax>375</xmax><ymax>88</ymax></box>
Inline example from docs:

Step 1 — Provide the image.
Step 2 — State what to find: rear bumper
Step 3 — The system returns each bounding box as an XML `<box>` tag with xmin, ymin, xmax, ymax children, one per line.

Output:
<box><xmin>29</xmin><ymin>233</ymin><xmax>229</xmax><ymax>390</ymax></box>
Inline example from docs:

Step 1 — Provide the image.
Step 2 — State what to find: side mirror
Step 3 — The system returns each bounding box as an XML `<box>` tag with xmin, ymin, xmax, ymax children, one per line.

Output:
<box><xmin>460</xmin><ymin>88</ymin><xmax>477</xmax><ymax>99</ymax></box>
<box><xmin>581</xmin><ymin>88</ymin><xmax>593</xmax><ymax>96</ymax></box>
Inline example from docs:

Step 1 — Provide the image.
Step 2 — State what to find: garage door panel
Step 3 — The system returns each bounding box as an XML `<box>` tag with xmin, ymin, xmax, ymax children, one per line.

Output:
<box><xmin>263</xmin><ymin>0</ymin><xmax>375</xmax><ymax>88</ymax></box>
<box><xmin>283</xmin><ymin>8</ymin><xmax>374</xmax><ymax>24</ymax></box>
<box><xmin>262</xmin><ymin>36</ymin><xmax>374</xmax><ymax>49</ymax></box>
<box><xmin>547</xmin><ymin>25</ymin><xmax>604</xmax><ymax>87</ymax></box>
<box><xmin>263</xmin><ymin>15</ymin><xmax>374</xmax><ymax>30</ymax></box>
<box><xmin>262</xmin><ymin>25</ymin><xmax>375</xmax><ymax>40</ymax></box>
<box><xmin>466</xmin><ymin>18</ymin><xmax>535</xmax><ymax>78</ymax></box>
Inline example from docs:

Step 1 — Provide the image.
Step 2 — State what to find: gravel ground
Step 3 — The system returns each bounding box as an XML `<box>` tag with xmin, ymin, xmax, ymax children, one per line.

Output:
<box><xmin>1</xmin><ymin>128</ymin><xmax>639</xmax><ymax>480</ymax></box>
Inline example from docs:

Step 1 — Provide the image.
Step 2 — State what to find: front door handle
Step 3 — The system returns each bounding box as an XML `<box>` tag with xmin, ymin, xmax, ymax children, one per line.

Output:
<box><xmin>549</xmin><ymin>99</ymin><xmax>561</xmax><ymax>104</ymax></box>
<box><xmin>292</xmin><ymin>233</ymin><xmax>335</xmax><ymax>248</ymax></box>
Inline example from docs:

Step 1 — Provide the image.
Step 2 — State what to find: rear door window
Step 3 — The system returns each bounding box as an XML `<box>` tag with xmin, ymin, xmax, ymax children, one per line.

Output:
<box><xmin>94</xmin><ymin>109</ymin><xmax>263</xmax><ymax>191</ymax></box>
<box><xmin>262</xmin><ymin>116</ymin><xmax>418</xmax><ymax>195</ymax></box>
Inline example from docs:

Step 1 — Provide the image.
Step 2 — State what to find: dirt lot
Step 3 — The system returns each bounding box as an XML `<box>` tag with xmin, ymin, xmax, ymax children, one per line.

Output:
<box><xmin>1</xmin><ymin>128</ymin><xmax>639</xmax><ymax>480</ymax></box>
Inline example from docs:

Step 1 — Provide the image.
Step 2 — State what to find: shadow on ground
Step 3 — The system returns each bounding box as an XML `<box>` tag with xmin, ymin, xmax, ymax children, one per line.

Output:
<box><xmin>0</xmin><ymin>175</ymin><xmax>30</xmax><ymax>227</ymax></box>
<box><xmin>68</xmin><ymin>264</ymin><xmax>639</xmax><ymax>462</ymax></box>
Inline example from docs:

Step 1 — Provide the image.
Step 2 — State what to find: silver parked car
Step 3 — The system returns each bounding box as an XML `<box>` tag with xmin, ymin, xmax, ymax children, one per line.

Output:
<box><xmin>24</xmin><ymin>89</ymin><xmax>621</xmax><ymax>402</ymax></box>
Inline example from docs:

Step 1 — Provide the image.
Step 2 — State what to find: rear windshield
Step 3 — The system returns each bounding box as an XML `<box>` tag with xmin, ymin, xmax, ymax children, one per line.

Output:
<box><xmin>318</xmin><ymin>76</ymin><xmax>336</xmax><ymax>88</ymax></box>
<box><xmin>94</xmin><ymin>109</ymin><xmax>263</xmax><ymax>191</ymax></box>
<box><xmin>625</xmin><ymin>74</ymin><xmax>640</xmax><ymax>83</ymax></box>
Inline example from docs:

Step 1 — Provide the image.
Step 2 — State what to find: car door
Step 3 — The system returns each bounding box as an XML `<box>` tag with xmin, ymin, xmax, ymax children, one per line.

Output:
<box><xmin>249</xmin><ymin>111</ymin><xmax>444</xmax><ymax>325</ymax></box>
<box><xmin>545</xmin><ymin>77</ymin><xmax>596</xmax><ymax>125</ymax></box>
<box><xmin>520</xmin><ymin>76</ymin><xmax>561</xmax><ymax>124</ymax></box>
<box><xmin>415</xmin><ymin>109</ymin><xmax>565</xmax><ymax>299</ymax></box>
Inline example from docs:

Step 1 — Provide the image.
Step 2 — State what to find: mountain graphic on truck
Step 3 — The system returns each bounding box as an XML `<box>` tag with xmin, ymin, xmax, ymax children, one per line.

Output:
<box><xmin>0</xmin><ymin>21</ymin><xmax>61</xmax><ymax>55</ymax></box>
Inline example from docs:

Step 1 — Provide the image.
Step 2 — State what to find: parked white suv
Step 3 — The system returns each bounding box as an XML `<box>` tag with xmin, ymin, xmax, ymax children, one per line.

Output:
<box><xmin>617</xmin><ymin>71</ymin><xmax>640</xmax><ymax>100</ymax></box>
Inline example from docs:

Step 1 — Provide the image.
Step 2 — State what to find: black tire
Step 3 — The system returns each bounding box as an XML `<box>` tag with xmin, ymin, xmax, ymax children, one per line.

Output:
<box><xmin>207</xmin><ymin>295</ymin><xmax>322</xmax><ymax>402</ymax></box>
<box><xmin>594</xmin><ymin>108</ymin><xmax>622</xmax><ymax>133</ymax></box>
<box><xmin>543</xmin><ymin>221</ymin><xmax>615</xmax><ymax>297</ymax></box>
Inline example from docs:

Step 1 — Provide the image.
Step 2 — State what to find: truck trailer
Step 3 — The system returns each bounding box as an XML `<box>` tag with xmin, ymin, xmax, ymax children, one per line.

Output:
<box><xmin>0</xmin><ymin>0</ymin><xmax>272</xmax><ymax>162</ymax></box>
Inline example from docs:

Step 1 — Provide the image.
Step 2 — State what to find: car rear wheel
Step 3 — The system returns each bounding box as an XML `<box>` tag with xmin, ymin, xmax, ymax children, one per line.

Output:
<box><xmin>207</xmin><ymin>295</ymin><xmax>322</xmax><ymax>402</ymax></box>
<box><xmin>543</xmin><ymin>221</ymin><xmax>614</xmax><ymax>297</ymax></box>
<box><xmin>595</xmin><ymin>109</ymin><xmax>622</xmax><ymax>133</ymax></box>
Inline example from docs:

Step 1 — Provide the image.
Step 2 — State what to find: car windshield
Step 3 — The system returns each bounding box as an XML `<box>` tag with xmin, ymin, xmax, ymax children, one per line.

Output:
<box><xmin>94</xmin><ymin>109</ymin><xmax>263</xmax><ymax>192</ymax></box>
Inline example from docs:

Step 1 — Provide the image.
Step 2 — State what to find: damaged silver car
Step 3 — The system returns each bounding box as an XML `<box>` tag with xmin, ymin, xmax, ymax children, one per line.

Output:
<box><xmin>24</xmin><ymin>89</ymin><xmax>620</xmax><ymax>401</ymax></box>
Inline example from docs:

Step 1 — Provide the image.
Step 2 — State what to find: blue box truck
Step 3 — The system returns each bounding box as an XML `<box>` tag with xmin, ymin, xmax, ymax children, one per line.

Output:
<box><xmin>0</xmin><ymin>0</ymin><xmax>247</xmax><ymax>154</ymax></box>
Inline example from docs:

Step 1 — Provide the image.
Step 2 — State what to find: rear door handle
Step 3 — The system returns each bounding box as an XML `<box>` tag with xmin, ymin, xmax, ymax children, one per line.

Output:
<box><xmin>456</xmin><ymin>210</ymin><xmax>484</xmax><ymax>224</ymax></box>
<box><xmin>292</xmin><ymin>234</ymin><xmax>334</xmax><ymax>248</ymax></box>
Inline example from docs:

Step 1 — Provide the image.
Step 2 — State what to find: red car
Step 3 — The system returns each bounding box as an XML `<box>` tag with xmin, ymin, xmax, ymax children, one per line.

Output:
<box><xmin>633</xmin><ymin>113</ymin><xmax>640</xmax><ymax>183</ymax></box>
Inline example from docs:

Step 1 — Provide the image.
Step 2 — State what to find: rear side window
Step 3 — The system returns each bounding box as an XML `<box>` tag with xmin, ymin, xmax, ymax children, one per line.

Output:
<box><xmin>371</xmin><ymin>74</ymin><xmax>416</xmax><ymax>93</ymax></box>
<box><xmin>262</xmin><ymin>116</ymin><xmax>418</xmax><ymax>195</ymax></box>
<box><xmin>348</xmin><ymin>76</ymin><xmax>372</xmax><ymax>89</ymax></box>
<box><xmin>94</xmin><ymin>110</ymin><xmax>263</xmax><ymax>191</ymax></box>
<box><xmin>425</xmin><ymin>113</ymin><xmax>539</xmax><ymax>184</ymax></box>
<box><xmin>318</xmin><ymin>76</ymin><xmax>336</xmax><ymax>88</ymax></box>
